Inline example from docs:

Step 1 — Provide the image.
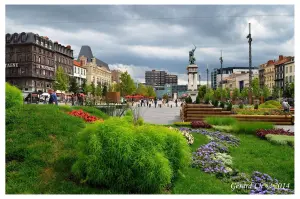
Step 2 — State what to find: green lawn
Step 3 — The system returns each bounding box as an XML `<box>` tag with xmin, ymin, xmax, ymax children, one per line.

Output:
<box><xmin>230</xmin><ymin>133</ymin><xmax>294</xmax><ymax>189</ymax></box>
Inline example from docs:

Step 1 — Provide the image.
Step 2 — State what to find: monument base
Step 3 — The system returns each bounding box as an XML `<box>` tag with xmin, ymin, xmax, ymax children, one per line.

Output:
<box><xmin>188</xmin><ymin>90</ymin><xmax>198</xmax><ymax>102</ymax></box>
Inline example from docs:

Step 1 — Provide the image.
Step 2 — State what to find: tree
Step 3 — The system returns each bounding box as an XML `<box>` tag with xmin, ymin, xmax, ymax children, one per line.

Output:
<box><xmin>240</xmin><ymin>87</ymin><xmax>249</xmax><ymax>100</ymax></box>
<box><xmin>283</xmin><ymin>82</ymin><xmax>294</xmax><ymax>98</ymax></box>
<box><xmin>251</xmin><ymin>78</ymin><xmax>261</xmax><ymax>98</ymax></box>
<box><xmin>198</xmin><ymin>85</ymin><xmax>207</xmax><ymax>100</ymax></box>
<box><xmin>262</xmin><ymin>85</ymin><xmax>271</xmax><ymax>99</ymax></box>
<box><xmin>90</xmin><ymin>82</ymin><xmax>96</xmax><ymax>96</ymax></box>
<box><xmin>95</xmin><ymin>83</ymin><xmax>102</xmax><ymax>98</ymax></box>
<box><xmin>102</xmin><ymin>83</ymin><xmax>108</xmax><ymax>98</ymax></box>
<box><xmin>69</xmin><ymin>77</ymin><xmax>79</xmax><ymax>94</ymax></box>
<box><xmin>54</xmin><ymin>66</ymin><xmax>69</xmax><ymax>91</ymax></box>
<box><xmin>81</xmin><ymin>79</ymin><xmax>87</xmax><ymax>93</ymax></box>
<box><xmin>225</xmin><ymin>88</ymin><xmax>231</xmax><ymax>100</ymax></box>
<box><xmin>118</xmin><ymin>71</ymin><xmax>136</xmax><ymax>97</ymax></box>
<box><xmin>213</xmin><ymin>88</ymin><xmax>222</xmax><ymax>101</ymax></box>
<box><xmin>162</xmin><ymin>94</ymin><xmax>169</xmax><ymax>100</ymax></box>
<box><xmin>232</xmin><ymin>88</ymin><xmax>240</xmax><ymax>101</ymax></box>
<box><xmin>136</xmin><ymin>83</ymin><xmax>147</xmax><ymax>96</ymax></box>
<box><xmin>272</xmin><ymin>86</ymin><xmax>280</xmax><ymax>99</ymax></box>
<box><xmin>146</xmin><ymin>85</ymin><xmax>156</xmax><ymax>97</ymax></box>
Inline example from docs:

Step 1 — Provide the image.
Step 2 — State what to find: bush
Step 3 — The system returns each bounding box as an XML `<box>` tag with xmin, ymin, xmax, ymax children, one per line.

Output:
<box><xmin>195</xmin><ymin>96</ymin><xmax>200</xmax><ymax>104</ymax></box>
<box><xmin>259</xmin><ymin>100</ymin><xmax>281</xmax><ymax>109</ymax></box>
<box><xmin>72</xmin><ymin>118</ymin><xmax>191</xmax><ymax>193</ymax></box>
<box><xmin>173</xmin><ymin>122</ymin><xmax>191</xmax><ymax>127</ymax></box>
<box><xmin>265</xmin><ymin>134</ymin><xmax>294</xmax><ymax>147</ymax></box>
<box><xmin>205</xmin><ymin>117</ymin><xmax>237</xmax><ymax>126</ymax></box>
<box><xmin>226</xmin><ymin>102</ymin><xmax>232</xmax><ymax>111</ymax></box>
<box><xmin>191</xmin><ymin>121</ymin><xmax>212</xmax><ymax>129</ymax></box>
<box><xmin>6</xmin><ymin>82</ymin><xmax>23</xmax><ymax>109</ymax></box>
<box><xmin>232</xmin><ymin>122</ymin><xmax>274</xmax><ymax>135</ymax></box>
<box><xmin>185</xmin><ymin>96</ymin><xmax>192</xmax><ymax>104</ymax></box>
<box><xmin>239</xmin><ymin>104</ymin><xmax>244</xmax><ymax>109</ymax></box>
<box><xmin>254</xmin><ymin>104</ymin><xmax>259</xmax><ymax>110</ymax></box>
<box><xmin>220</xmin><ymin>101</ymin><xmax>225</xmax><ymax>108</ymax></box>
<box><xmin>212</xmin><ymin>99</ymin><xmax>219</xmax><ymax>107</ymax></box>
<box><xmin>256</xmin><ymin>128</ymin><xmax>294</xmax><ymax>138</ymax></box>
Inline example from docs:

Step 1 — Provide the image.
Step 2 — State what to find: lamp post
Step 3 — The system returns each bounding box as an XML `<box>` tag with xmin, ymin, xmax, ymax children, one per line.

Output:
<box><xmin>206</xmin><ymin>64</ymin><xmax>209</xmax><ymax>88</ymax></box>
<box><xmin>219</xmin><ymin>50</ymin><xmax>223</xmax><ymax>100</ymax></box>
<box><xmin>247</xmin><ymin>23</ymin><xmax>253</xmax><ymax>104</ymax></box>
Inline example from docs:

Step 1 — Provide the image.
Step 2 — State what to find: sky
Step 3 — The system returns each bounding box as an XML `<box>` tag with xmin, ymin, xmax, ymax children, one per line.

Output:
<box><xmin>5</xmin><ymin>5</ymin><xmax>294</xmax><ymax>85</ymax></box>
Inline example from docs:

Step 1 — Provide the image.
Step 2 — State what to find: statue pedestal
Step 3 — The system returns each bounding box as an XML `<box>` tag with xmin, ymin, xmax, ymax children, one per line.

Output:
<box><xmin>187</xmin><ymin>64</ymin><xmax>198</xmax><ymax>102</ymax></box>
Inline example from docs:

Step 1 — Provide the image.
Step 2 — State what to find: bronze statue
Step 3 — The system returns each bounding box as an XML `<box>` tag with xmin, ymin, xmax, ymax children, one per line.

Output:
<box><xmin>189</xmin><ymin>44</ymin><xmax>197</xmax><ymax>64</ymax></box>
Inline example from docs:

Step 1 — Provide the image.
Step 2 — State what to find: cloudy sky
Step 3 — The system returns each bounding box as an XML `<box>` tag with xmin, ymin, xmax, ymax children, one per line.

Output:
<box><xmin>5</xmin><ymin>5</ymin><xmax>294</xmax><ymax>84</ymax></box>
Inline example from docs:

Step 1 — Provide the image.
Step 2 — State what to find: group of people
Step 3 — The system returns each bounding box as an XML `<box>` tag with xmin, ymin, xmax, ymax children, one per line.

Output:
<box><xmin>134</xmin><ymin>98</ymin><xmax>180</xmax><ymax>108</ymax></box>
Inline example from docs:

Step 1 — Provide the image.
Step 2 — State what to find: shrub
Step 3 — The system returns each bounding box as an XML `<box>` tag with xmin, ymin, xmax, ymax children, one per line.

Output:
<box><xmin>205</xmin><ymin>117</ymin><xmax>237</xmax><ymax>126</ymax></box>
<box><xmin>265</xmin><ymin>134</ymin><xmax>294</xmax><ymax>147</ymax></box>
<box><xmin>259</xmin><ymin>100</ymin><xmax>281</xmax><ymax>109</ymax></box>
<box><xmin>256</xmin><ymin>128</ymin><xmax>294</xmax><ymax>138</ymax></box>
<box><xmin>136</xmin><ymin>117</ymin><xmax>144</xmax><ymax>126</ymax></box>
<box><xmin>212</xmin><ymin>99</ymin><xmax>219</xmax><ymax>107</ymax></box>
<box><xmin>232</xmin><ymin>122</ymin><xmax>274</xmax><ymax>135</ymax></box>
<box><xmin>185</xmin><ymin>96</ymin><xmax>192</xmax><ymax>104</ymax></box>
<box><xmin>195</xmin><ymin>96</ymin><xmax>200</xmax><ymax>104</ymax></box>
<box><xmin>220</xmin><ymin>101</ymin><xmax>225</xmax><ymax>108</ymax></box>
<box><xmin>72</xmin><ymin>118</ymin><xmax>191</xmax><ymax>193</ymax></box>
<box><xmin>254</xmin><ymin>104</ymin><xmax>259</xmax><ymax>109</ymax></box>
<box><xmin>173</xmin><ymin>122</ymin><xmax>191</xmax><ymax>127</ymax></box>
<box><xmin>191</xmin><ymin>121</ymin><xmax>212</xmax><ymax>129</ymax></box>
<box><xmin>226</xmin><ymin>102</ymin><xmax>232</xmax><ymax>111</ymax></box>
<box><xmin>239</xmin><ymin>104</ymin><xmax>244</xmax><ymax>109</ymax></box>
<box><xmin>168</xmin><ymin>127</ymin><xmax>194</xmax><ymax>145</ymax></box>
<box><xmin>6</xmin><ymin>82</ymin><xmax>23</xmax><ymax>109</ymax></box>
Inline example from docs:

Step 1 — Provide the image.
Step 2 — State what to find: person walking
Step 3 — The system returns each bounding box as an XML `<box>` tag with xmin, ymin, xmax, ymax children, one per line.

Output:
<box><xmin>282</xmin><ymin>99</ymin><xmax>290</xmax><ymax>113</ymax></box>
<box><xmin>146</xmin><ymin>99</ymin><xmax>149</xmax><ymax>107</ymax></box>
<box><xmin>71</xmin><ymin>94</ymin><xmax>75</xmax><ymax>106</ymax></box>
<box><xmin>48</xmin><ymin>89</ymin><xmax>58</xmax><ymax>105</ymax></box>
<box><xmin>175</xmin><ymin>99</ymin><xmax>178</xmax><ymax>107</ymax></box>
<box><xmin>154</xmin><ymin>97</ymin><xmax>157</xmax><ymax>108</ymax></box>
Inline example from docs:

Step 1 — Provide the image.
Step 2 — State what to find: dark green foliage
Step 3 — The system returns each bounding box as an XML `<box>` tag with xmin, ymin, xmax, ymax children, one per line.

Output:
<box><xmin>239</xmin><ymin>103</ymin><xmax>244</xmax><ymax>109</ymax></box>
<box><xmin>220</xmin><ymin>101</ymin><xmax>225</xmax><ymax>108</ymax></box>
<box><xmin>195</xmin><ymin>96</ymin><xmax>200</xmax><ymax>104</ymax></box>
<box><xmin>212</xmin><ymin>99</ymin><xmax>219</xmax><ymax>107</ymax></box>
<box><xmin>226</xmin><ymin>102</ymin><xmax>232</xmax><ymax>111</ymax></box>
<box><xmin>72</xmin><ymin>118</ymin><xmax>191</xmax><ymax>193</ymax></box>
<box><xmin>205</xmin><ymin>117</ymin><xmax>237</xmax><ymax>126</ymax></box>
<box><xmin>232</xmin><ymin>122</ymin><xmax>274</xmax><ymax>135</ymax></box>
<box><xmin>6</xmin><ymin>82</ymin><xmax>23</xmax><ymax>109</ymax></box>
<box><xmin>259</xmin><ymin>100</ymin><xmax>281</xmax><ymax>109</ymax></box>
<box><xmin>254</xmin><ymin>104</ymin><xmax>259</xmax><ymax>109</ymax></box>
<box><xmin>198</xmin><ymin>85</ymin><xmax>207</xmax><ymax>100</ymax></box>
<box><xmin>185</xmin><ymin>96</ymin><xmax>192</xmax><ymax>104</ymax></box>
<box><xmin>69</xmin><ymin>77</ymin><xmax>79</xmax><ymax>94</ymax></box>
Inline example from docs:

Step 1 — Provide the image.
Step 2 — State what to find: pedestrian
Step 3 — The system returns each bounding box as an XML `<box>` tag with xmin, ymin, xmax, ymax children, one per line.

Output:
<box><xmin>44</xmin><ymin>95</ymin><xmax>48</xmax><ymax>104</ymax></box>
<box><xmin>71</xmin><ymin>94</ymin><xmax>75</xmax><ymax>106</ymax></box>
<box><xmin>48</xmin><ymin>89</ymin><xmax>58</xmax><ymax>105</ymax></box>
<box><xmin>175</xmin><ymin>99</ymin><xmax>178</xmax><ymax>107</ymax></box>
<box><xmin>141</xmin><ymin>99</ymin><xmax>144</xmax><ymax>107</ymax></box>
<box><xmin>147</xmin><ymin>99</ymin><xmax>149</xmax><ymax>107</ymax></box>
<box><xmin>282</xmin><ymin>99</ymin><xmax>290</xmax><ymax>113</ymax></box>
<box><xmin>154</xmin><ymin>97</ymin><xmax>157</xmax><ymax>108</ymax></box>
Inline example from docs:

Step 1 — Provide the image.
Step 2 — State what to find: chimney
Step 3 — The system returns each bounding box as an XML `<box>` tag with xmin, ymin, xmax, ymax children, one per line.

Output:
<box><xmin>279</xmin><ymin>55</ymin><xmax>283</xmax><ymax>61</ymax></box>
<box><xmin>67</xmin><ymin>45</ymin><xmax>71</xmax><ymax>49</ymax></box>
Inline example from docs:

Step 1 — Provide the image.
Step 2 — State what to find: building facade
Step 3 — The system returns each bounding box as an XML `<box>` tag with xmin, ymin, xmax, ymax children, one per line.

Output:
<box><xmin>259</xmin><ymin>63</ymin><xmax>266</xmax><ymax>89</ymax></box>
<box><xmin>5</xmin><ymin>32</ymin><xmax>73</xmax><ymax>93</ymax></box>
<box><xmin>211</xmin><ymin>67</ymin><xmax>258</xmax><ymax>90</ymax></box>
<box><xmin>165</xmin><ymin>74</ymin><xmax>178</xmax><ymax>85</ymax></box>
<box><xmin>54</xmin><ymin>42</ymin><xmax>74</xmax><ymax>76</ymax></box>
<box><xmin>223</xmin><ymin>72</ymin><xmax>259</xmax><ymax>92</ymax></box>
<box><xmin>264</xmin><ymin>60</ymin><xmax>275</xmax><ymax>92</ymax></box>
<box><xmin>79</xmin><ymin>56</ymin><xmax>111</xmax><ymax>86</ymax></box>
<box><xmin>274</xmin><ymin>55</ymin><xmax>292</xmax><ymax>90</ymax></box>
<box><xmin>111</xmin><ymin>69</ymin><xmax>122</xmax><ymax>83</ymax></box>
<box><xmin>284</xmin><ymin>57</ymin><xmax>295</xmax><ymax>84</ymax></box>
<box><xmin>145</xmin><ymin>70</ymin><xmax>178</xmax><ymax>86</ymax></box>
<box><xmin>73</xmin><ymin>60</ymin><xmax>86</xmax><ymax>87</ymax></box>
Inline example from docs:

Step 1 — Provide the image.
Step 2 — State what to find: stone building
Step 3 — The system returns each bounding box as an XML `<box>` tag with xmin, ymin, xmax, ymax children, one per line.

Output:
<box><xmin>145</xmin><ymin>70</ymin><xmax>178</xmax><ymax>86</ymax></box>
<box><xmin>73</xmin><ymin>60</ymin><xmax>86</xmax><ymax>87</ymax></box>
<box><xmin>274</xmin><ymin>55</ymin><xmax>292</xmax><ymax>90</ymax></box>
<box><xmin>111</xmin><ymin>69</ymin><xmax>122</xmax><ymax>84</ymax></box>
<box><xmin>5</xmin><ymin>32</ymin><xmax>73</xmax><ymax>93</ymax></box>
<box><xmin>77</xmin><ymin>45</ymin><xmax>111</xmax><ymax>86</ymax></box>
<box><xmin>223</xmin><ymin>72</ymin><xmax>259</xmax><ymax>92</ymax></box>
<box><xmin>259</xmin><ymin>63</ymin><xmax>267</xmax><ymax>89</ymax></box>
<box><xmin>264</xmin><ymin>60</ymin><xmax>275</xmax><ymax>92</ymax></box>
<box><xmin>284</xmin><ymin>57</ymin><xmax>295</xmax><ymax>84</ymax></box>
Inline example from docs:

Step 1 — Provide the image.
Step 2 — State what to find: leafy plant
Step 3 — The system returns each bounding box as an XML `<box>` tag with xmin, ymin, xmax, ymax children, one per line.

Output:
<box><xmin>185</xmin><ymin>96</ymin><xmax>192</xmax><ymax>104</ymax></box>
<box><xmin>232</xmin><ymin>122</ymin><xmax>274</xmax><ymax>135</ymax></box>
<box><xmin>265</xmin><ymin>134</ymin><xmax>294</xmax><ymax>147</ymax></box>
<box><xmin>256</xmin><ymin>128</ymin><xmax>294</xmax><ymax>138</ymax></box>
<box><xmin>212</xmin><ymin>99</ymin><xmax>219</xmax><ymax>107</ymax></box>
<box><xmin>239</xmin><ymin>103</ymin><xmax>244</xmax><ymax>109</ymax></box>
<box><xmin>6</xmin><ymin>82</ymin><xmax>23</xmax><ymax>109</ymax></box>
<box><xmin>220</xmin><ymin>101</ymin><xmax>225</xmax><ymax>109</ymax></box>
<box><xmin>254</xmin><ymin>104</ymin><xmax>258</xmax><ymax>109</ymax></box>
<box><xmin>226</xmin><ymin>102</ymin><xmax>232</xmax><ymax>111</ymax></box>
<box><xmin>173</xmin><ymin>122</ymin><xmax>191</xmax><ymax>127</ymax></box>
<box><xmin>205</xmin><ymin>117</ymin><xmax>237</xmax><ymax>126</ymax></box>
<box><xmin>191</xmin><ymin>121</ymin><xmax>212</xmax><ymax>129</ymax></box>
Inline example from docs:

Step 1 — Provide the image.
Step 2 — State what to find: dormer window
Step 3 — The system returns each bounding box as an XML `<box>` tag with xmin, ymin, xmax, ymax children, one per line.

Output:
<box><xmin>49</xmin><ymin>44</ymin><xmax>52</xmax><ymax>50</ymax></box>
<box><xmin>45</xmin><ymin>43</ymin><xmax>48</xmax><ymax>48</ymax></box>
<box><xmin>41</xmin><ymin>41</ymin><xmax>43</xmax><ymax>46</ymax></box>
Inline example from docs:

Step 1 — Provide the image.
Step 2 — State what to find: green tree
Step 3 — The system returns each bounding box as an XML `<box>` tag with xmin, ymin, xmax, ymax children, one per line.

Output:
<box><xmin>225</xmin><ymin>88</ymin><xmax>231</xmax><ymax>100</ymax></box>
<box><xmin>69</xmin><ymin>77</ymin><xmax>79</xmax><ymax>94</ymax></box>
<box><xmin>81</xmin><ymin>79</ymin><xmax>87</xmax><ymax>93</ymax></box>
<box><xmin>118</xmin><ymin>71</ymin><xmax>136</xmax><ymax>97</ymax></box>
<box><xmin>213</xmin><ymin>88</ymin><xmax>222</xmax><ymax>101</ymax></box>
<box><xmin>272</xmin><ymin>86</ymin><xmax>280</xmax><ymax>99</ymax></box>
<box><xmin>198</xmin><ymin>85</ymin><xmax>207</xmax><ymax>99</ymax></box>
<box><xmin>232</xmin><ymin>88</ymin><xmax>240</xmax><ymax>101</ymax></box>
<box><xmin>262</xmin><ymin>85</ymin><xmax>271</xmax><ymax>99</ymax></box>
<box><xmin>162</xmin><ymin>94</ymin><xmax>169</xmax><ymax>100</ymax></box>
<box><xmin>54</xmin><ymin>66</ymin><xmax>69</xmax><ymax>91</ymax></box>
<box><xmin>146</xmin><ymin>85</ymin><xmax>156</xmax><ymax>97</ymax></box>
<box><xmin>90</xmin><ymin>82</ymin><xmax>96</xmax><ymax>96</ymax></box>
<box><xmin>241</xmin><ymin>87</ymin><xmax>249</xmax><ymax>100</ymax></box>
<box><xmin>95</xmin><ymin>83</ymin><xmax>102</xmax><ymax>98</ymax></box>
<box><xmin>102</xmin><ymin>83</ymin><xmax>108</xmax><ymax>98</ymax></box>
<box><xmin>136</xmin><ymin>83</ymin><xmax>147</xmax><ymax>96</ymax></box>
<box><xmin>251</xmin><ymin>78</ymin><xmax>261</xmax><ymax>98</ymax></box>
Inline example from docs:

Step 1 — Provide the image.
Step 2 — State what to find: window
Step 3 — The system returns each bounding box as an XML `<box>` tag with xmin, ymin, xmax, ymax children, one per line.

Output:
<box><xmin>36</xmin><ymin>68</ymin><xmax>40</xmax><ymax>74</ymax></box>
<box><xmin>59</xmin><ymin>57</ymin><xmax>61</xmax><ymax>62</ymax></box>
<box><xmin>52</xmin><ymin>60</ymin><xmax>54</xmax><ymax>66</ymax></box>
<box><xmin>48</xmin><ymin>59</ymin><xmax>50</xmax><ymax>65</ymax></box>
<box><xmin>290</xmin><ymin>66</ymin><xmax>292</xmax><ymax>73</ymax></box>
<box><xmin>286</xmin><ymin>67</ymin><xmax>288</xmax><ymax>73</ymax></box>
<box><xmin>42</xmin><ymin>70</ymin><xmax>45</xmax><ymax>75</ymax></box>
<box><xmin>289</xmin><ymin>76</ymin><xmax>292</xmax><ymax>82</ymax></box>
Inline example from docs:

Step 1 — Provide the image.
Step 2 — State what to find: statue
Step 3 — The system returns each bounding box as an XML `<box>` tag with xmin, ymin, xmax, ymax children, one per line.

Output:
<box><xmin>189</xmin><ymin>44</ymin><xmax>197</xmax><ymax>65</ymax></box>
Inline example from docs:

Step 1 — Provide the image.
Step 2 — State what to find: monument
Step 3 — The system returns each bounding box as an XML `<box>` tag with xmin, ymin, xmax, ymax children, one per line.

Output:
<box><xmin>187</xmin><ymin>45</ymin><xmax>198</xmax><ymax>102</ymax></box>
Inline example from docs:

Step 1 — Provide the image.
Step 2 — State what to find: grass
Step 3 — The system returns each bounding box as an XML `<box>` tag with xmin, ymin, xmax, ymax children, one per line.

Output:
<box><xmin>205</xmin><ymin>117</ymin><xmax>237</xmax><ymax>126</ymax></box>
<box><xmin>265</xmin><ymin>134</ymin><xmax>294</xmax><ymax>147</ymax></box>
<box><xmin>230</xmin><ymin>133</ymin><xmax>294</xmax><ymax>189</ymax></box>
<box><xmin>231</xmin><ymin>122</ymin><xmax>274</xmax><ymax>135</ymax></box>
<box><xmin>6</xmin><ymin>104</ymin><xmax>117</xmax><ymax>194</ymax></box>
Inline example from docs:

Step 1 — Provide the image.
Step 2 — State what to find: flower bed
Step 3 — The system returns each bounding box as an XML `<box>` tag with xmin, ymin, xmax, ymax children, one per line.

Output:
<box><xmin>169</xmin><ymin>127</ymin><xmax>194</xmax><ymax>145</ymax></box>
<box><xmin>177</xmin><ymin>127</ymin><xmax>294</xmax><ymax>194</ymax></box>
<box><xmin>68</xmin><ymin>109</ymin><xmax>104</xmax><ymax>123</ymax></box>
<box><xmin>256</xmin><ymin>128</ymin><xmax>294</xmax><ymax>138</ymax></box>
<box><xmin>191</xmin><ymin>121</ymin><xmax>212</xmax><ymax>129</ymax></box>
<box><xmin>234</xmin><ymin>108</ymin><xmax>287</xmax><ymax>115</ymax></box>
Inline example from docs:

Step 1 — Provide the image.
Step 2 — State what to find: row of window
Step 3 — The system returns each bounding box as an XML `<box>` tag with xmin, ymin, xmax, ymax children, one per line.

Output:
<box><xmin>74</xmin><ymin>66</ymin><xmax>86</xmax><ymax>76</ymax></box>
<box><xmin>286</xmin><ymin>65</ymin><xmax>293</xmax><ymax>73</ymax></box>
<box><xmin>33</xmin><ymin>54</ymin><xmax>54</xmax><ymax>66</ymax></box>
<box><xmin>57</xmin><ymin>56</ymin><xmax>72</xmax><ymax>65</ymax></box>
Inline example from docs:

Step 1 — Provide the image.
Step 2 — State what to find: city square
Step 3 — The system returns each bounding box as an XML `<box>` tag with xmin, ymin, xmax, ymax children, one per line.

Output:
<box><xmin>4</xmin><ymin>4</ymin><xmax>295</xmax><ymax>196</ymax></box>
